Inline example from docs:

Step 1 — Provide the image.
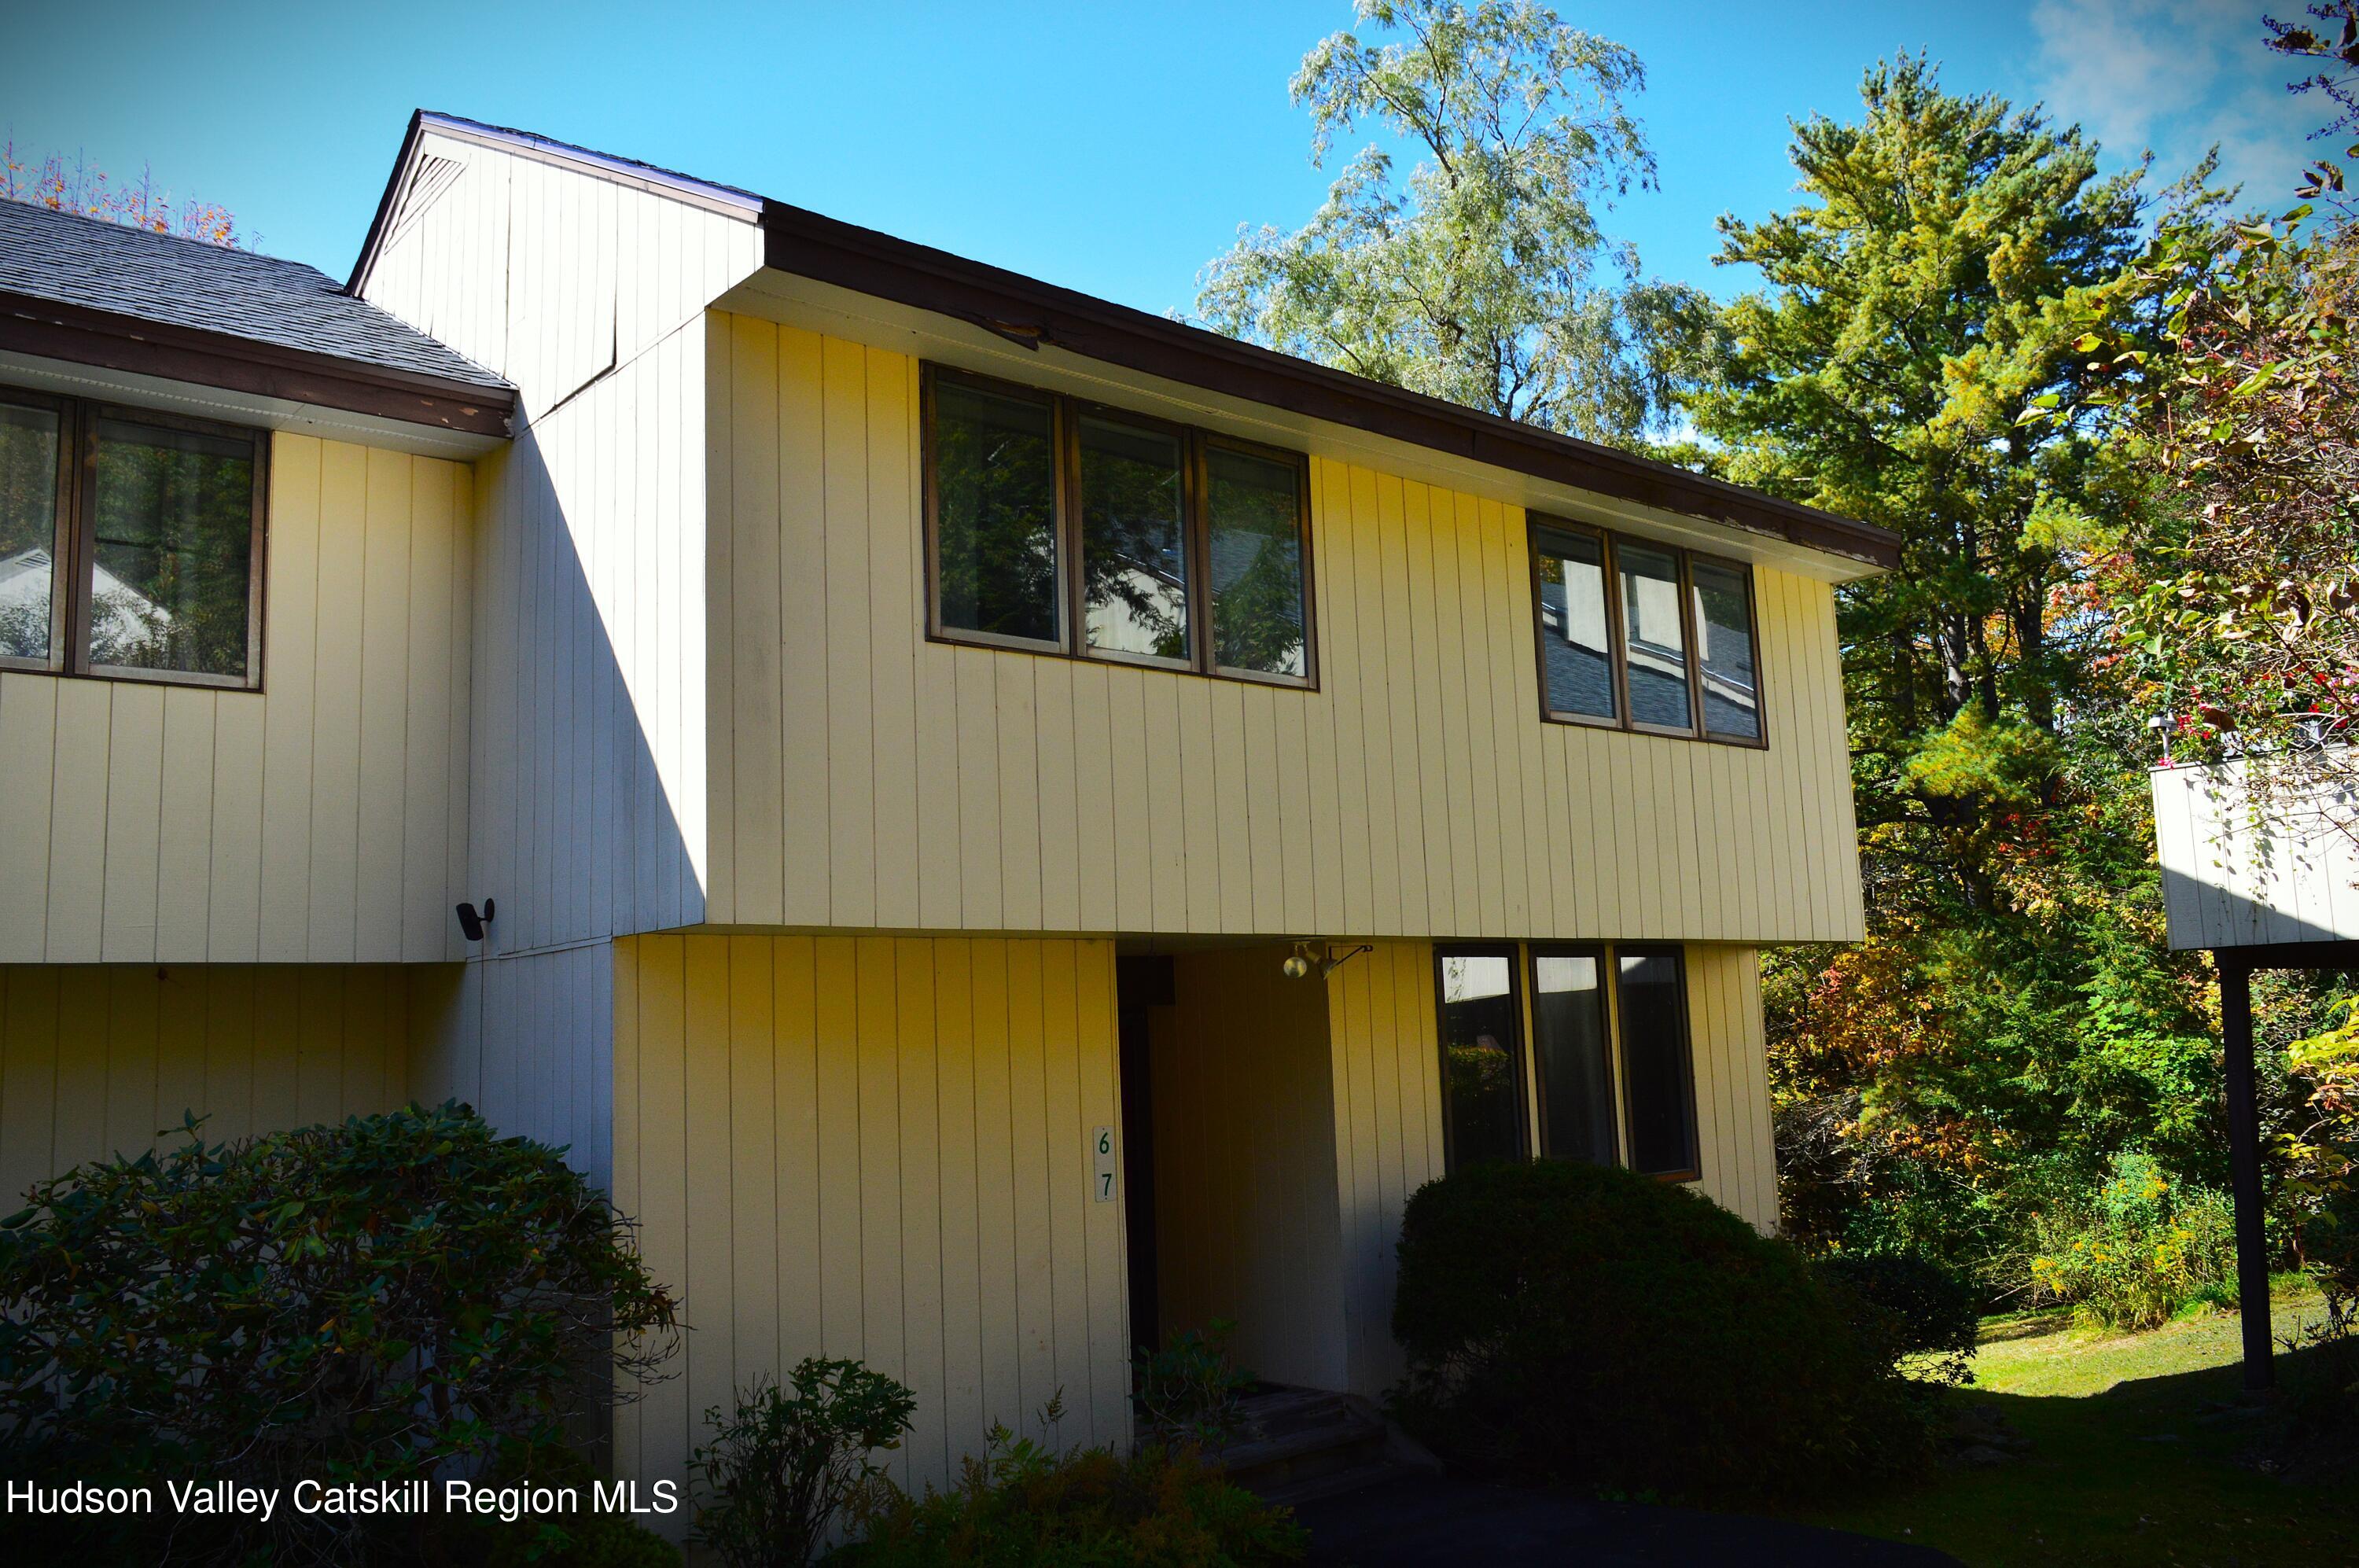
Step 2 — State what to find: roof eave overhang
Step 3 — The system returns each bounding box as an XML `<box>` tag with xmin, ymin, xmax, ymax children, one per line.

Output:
<box><xmin>0</xmin><ymin>289</ymin><xmax>514</xmax><ymax>439</ymax></box>
<box><xmin>756</xmin><ymin>199</ymin><xmax>1898</xmax><ymax>574</ymax></box>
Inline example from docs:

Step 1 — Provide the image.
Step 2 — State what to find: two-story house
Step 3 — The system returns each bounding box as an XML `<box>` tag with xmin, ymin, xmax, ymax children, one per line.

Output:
<box><xmin>0</xmin><ymin>112</ymin><xmax>1894</xmax><ymax>1510</ymax></box>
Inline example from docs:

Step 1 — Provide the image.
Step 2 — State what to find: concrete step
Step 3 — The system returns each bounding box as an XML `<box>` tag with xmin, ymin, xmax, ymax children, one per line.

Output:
<box><xmin>1217</xmin><ymin>1387</ymin><xmax>1438</xmax><ymax>1504</ymax></box>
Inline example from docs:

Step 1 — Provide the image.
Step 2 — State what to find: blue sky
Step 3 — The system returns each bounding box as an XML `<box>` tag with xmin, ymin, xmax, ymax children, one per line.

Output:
<box><xmin>0</xmin><ymin>1</ymin><xmax>2325</xmax><ymax>314</ymax></box>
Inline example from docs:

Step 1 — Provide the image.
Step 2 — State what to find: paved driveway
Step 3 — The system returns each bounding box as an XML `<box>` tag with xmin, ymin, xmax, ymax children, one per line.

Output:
<box><xmin>1293</xmin><ymin>1476</ymin><xmax>1964</xmax><ymax>1567</ymax></box>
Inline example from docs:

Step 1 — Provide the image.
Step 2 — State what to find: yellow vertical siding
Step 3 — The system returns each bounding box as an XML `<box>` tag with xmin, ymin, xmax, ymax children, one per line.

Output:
<box><xmin>0</xmin><ymin>963</ymin><xmax>415</xmax><ymax>1207</ymax></box>
<box><xmin>609</xmin><ymin>934</ymin><xmax>1132</xmax><ymax>1508</ymax></box>
<box><xmin>1150</xmin><ymin>946</ymin><xmax>1349</xmax><ymax>1392</ymax></box>
<box><xmin>705</xmin><ymin>315</ymin><xmax>1860</xmax><ymax>945</ymax></box>
<box><xmin>0</xmin><ymin>436</ymin><xmax>473</xmax><ymax>966</ymax></box>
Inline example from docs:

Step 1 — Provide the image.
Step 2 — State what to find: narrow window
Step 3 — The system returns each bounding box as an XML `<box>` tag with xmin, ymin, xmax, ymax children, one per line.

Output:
<box><xmin>1078</xmin><ymin>413</ymin><xmax>1190</xmax><ymax>665</ymax></box>
<box><xmin>1437</xmin><ymin>948</ymin><xmax>1526</xmax><ymax>1170</ymax></box>
<box><xmin>0</xmin><ymin>394</ymin><xmax>65</xmax><ymax>668</ymax></box>
<box><xmin>1615</xmin><ymin>948</ymin><xmax>1698</xmax><ymax>1177</ymax></box>
<box><xmin>1203</xmin><ymin>443</ymin><xmax>1308</xmax><ymax>681</ymax></box>
<box><xmin>84</xmin><ymin>415</ymin><xmax>259</xmax><ymax>679</ymax></box>
<box><xmin>931</xmin><ymin>377</ymin><xmax>1061</xmax><ymax>647</ymax></box>
<box><xmin>1529</xmin><ymin>948</ymin><xmax>1616</xmax><ymax>1165</ymax></box>
<box><xmin>1617</xmin><ymin>542</ymin><xmax>1693</xmax><ymax>731</ymax></box>
<box><xmin>1691</xmin><ymin>558</ymin><xmax>1761</xmax><ymax>742</ymax></box>
<box><xmin>1532</xmin><ymin>525</ymin><xmax>1615</xmax><ymax>722</ymax></box>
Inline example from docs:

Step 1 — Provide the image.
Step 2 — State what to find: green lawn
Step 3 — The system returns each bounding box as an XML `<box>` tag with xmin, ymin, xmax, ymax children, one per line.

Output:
<box><xmin>1783</xmin><ymin>1281</ymin><xmax>2359</xmax><ymax>1567</ymax></box>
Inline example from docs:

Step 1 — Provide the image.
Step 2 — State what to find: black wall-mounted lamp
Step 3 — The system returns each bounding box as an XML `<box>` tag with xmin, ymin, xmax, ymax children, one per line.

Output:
<box><xmin>455</xmin><ymin>899</ymin><xmax>497</xmax><ymax>944</ymax></box>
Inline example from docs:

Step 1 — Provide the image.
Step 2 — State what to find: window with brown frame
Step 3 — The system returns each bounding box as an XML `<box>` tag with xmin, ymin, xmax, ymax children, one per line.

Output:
<box><xmin>1436</xmin><ymin>939</ymin><xmax>1700</xmax><ymax>1183</ymax></box>
<box><xmin>1528</xmin><ymin>517</ymin><xmax>1763</xmax><ymax>746</ymax></box>
<box><xmin>922</xmin><ymin>363</ymin><xmax>1314</xmax><ymax>686</ymax></box>
<box><xmin>0</xmin><ymin>384</ymin><xmax>267</xmax><ymax>689</ymax></box>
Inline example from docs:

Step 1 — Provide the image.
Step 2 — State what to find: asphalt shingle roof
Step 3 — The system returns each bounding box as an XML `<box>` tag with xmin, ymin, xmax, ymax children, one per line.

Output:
<box><xmin>0</xmin><ymin>198</ymin><xmax>507</xmax><ymax>392</ymax></box>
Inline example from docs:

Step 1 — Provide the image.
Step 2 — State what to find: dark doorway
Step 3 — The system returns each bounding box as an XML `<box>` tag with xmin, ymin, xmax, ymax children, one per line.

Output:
<box><xmin>1116</xmin><ymin>954</ymin><xmax>1173</xmax><ymax>1357</ymax></box>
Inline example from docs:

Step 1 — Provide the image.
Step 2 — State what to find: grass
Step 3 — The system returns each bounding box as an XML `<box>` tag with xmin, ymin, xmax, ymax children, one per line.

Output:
<box><xmin>1783</xmin><ymin>1277</ymin><xmax>2359</xmax><ymax>1566</ymax></box>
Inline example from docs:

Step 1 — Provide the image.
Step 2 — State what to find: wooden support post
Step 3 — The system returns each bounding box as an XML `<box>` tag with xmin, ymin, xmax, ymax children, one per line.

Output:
<box><xmin>2218</xmin><ymin>955</ymin><xmax>2273</xmax><ymax>1392</ymax></box>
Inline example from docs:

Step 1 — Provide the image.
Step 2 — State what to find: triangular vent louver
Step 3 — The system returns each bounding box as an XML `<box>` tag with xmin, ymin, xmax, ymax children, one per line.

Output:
<box><xmin>387</xmin><ymin>153</ymin><xmax>465</xmax><ymax>247</ymax></box>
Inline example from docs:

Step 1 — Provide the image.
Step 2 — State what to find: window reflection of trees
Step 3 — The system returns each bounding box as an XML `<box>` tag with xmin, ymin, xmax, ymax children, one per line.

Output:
<box><xmin>935</xmin><ymin>383</ymin><xmax>1060</xmax><ymax>643</ymax></box>
<box><xmin>0</xmin><ymin>401</ymin><xmax>59</xmax><ymax>661</ymax></box>
<box><xmin>1205</xmin><ymin>447</ymin><xmax>1305</xmax><ymax>679</ymax></box>
<box><xmin>1080</xmin><ymin>417</ymin><xmax>1190</xmax><ymax>662</ymax></box>
<box><xmin>90</xmin><ymin>420</ymin><xmax>253</xmax><ymax>677</ymax></box>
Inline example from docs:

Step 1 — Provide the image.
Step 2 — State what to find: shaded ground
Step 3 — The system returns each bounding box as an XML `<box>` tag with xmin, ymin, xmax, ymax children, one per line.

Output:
<box><xmin>1294</xmin><ymin>1475</ymin><xmax>1963</xmax><ymax>1566</ymax></box>
<box><xmin>1782</xmin><ymin>1279</ymin><xmax>2359</xmax><ymax>1567</ymax></box>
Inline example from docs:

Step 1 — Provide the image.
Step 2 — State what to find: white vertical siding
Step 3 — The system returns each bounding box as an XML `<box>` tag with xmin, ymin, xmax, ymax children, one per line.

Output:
<box><xmin>609</xmin><ymin>933</ymin><xmax>1131</xmax><ymax>1526</ymax></box>
<box><xmin>2151</xmin><ymin>759</ymin><xmax>2359</xmax><ymax>948</ymax></box>
<box><xmin>705</xmin><ymin>315</ymin><xmax>1863</xmax><ymax>945</ymax></box>
<box><xmin>0</xmin><ymin>436</ymin><xmax>473</xmax><ymax>966</ymax></box>
<box><xmin>0</xmin><ymin>964</ymin><xmax>414</xmax><ymax>1208</ymax></box>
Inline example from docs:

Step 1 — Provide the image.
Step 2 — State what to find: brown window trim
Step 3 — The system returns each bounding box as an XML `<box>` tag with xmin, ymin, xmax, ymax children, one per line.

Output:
<box><xmin>0</xmin><ymin>384</ymin><xmax>267</xmax><ymax>690</ymax></box>
<box><xmin>1610</xmin><ymin>943</ymin><xmax>1702</xmax><ymax>1184</ymax></box>
<box><xmin>1527</xmin><ymin>515</ymin><xmax>1768</xmax><ymax>752</ymax></box>
<box><xmin>1433</xmin><ymin>943</ymin><xmax>1531</xmax><ymax>1173</ymax></box>
<box><xmin>922</xmin><ymin>361</ymin><xmax>1318</xmax><ymax>691</ymax></box>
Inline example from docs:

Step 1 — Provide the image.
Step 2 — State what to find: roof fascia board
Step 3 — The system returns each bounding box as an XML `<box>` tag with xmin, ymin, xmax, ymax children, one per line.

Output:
<box><xmin>756</xmin><ymin>198</ymin><xmax>1897</xmax><ymax>572</ymax></box>
<box><xmin>0</xmin><ymin>289</ymin><xmax>513</xmax><ymax>438</ymax></box>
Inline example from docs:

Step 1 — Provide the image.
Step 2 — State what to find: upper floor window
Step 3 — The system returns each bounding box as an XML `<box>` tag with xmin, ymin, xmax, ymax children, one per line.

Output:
<box><xmin>1529</xmin><ymin>517</ymin><xmax>1761</xmax><ymax>745</ymax></box>
<box><xmin>924</xmin><ymin>364</ymin><xmax>1313</xmax><ymax>686</ymax></box>
<box><xmin>0</xmin><ymin>385</ymin><xmax>266</xmax><ymax>688</ymax></box>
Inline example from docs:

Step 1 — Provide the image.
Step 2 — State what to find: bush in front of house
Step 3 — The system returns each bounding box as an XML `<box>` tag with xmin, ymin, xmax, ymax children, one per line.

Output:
<box><xmin>0</xmin><ymin>1102</ymin><xmax>682</xmax><ymax>1564</ymax></box>
<box><xmin>690</xmin><ymin>1357</ymin><xmax>918</xmax><ymax>1568</ymax></box>
<box><xmin>1815</xmin><ymin>1252</ymin><xmax>1982</xmax><ymax>1386</ymax></box>
<box><xmin>1389</xmin><ymin>1158</ymin><xmax>1930</xmax><ymax>1496</ymax></box>
<box><xmin>2028</xmin><ymin>1150</ymin><xmax>2236</xmax><ymax>1330</ymax></box>
<box><xmin>842</xmin><ymin>1404</ymin><xmax>1308</xmax><ymax>1568</ymax></box>
<box><xmin>1132</xmin><ymin>1317</ymin><xmax>1255</xmax><ymax>1448</ymax></box>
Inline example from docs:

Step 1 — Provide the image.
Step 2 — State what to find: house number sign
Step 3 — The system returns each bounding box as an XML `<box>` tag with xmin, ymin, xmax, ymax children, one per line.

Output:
<box><xmin>1093</xmin><ymin>1127</ymin><xmax>1117</xmax><ymax>1202</ymax></box>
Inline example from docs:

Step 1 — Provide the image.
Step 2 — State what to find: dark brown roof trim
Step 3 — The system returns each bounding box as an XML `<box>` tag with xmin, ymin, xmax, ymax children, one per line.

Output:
<box><xmin>0</xmin><ymin>289</ymin><xmax>514</xmax><ymax>438</ymax></box>
<box><xmin>758</xmin><ymin>201</ymin><xmax>1899</xmax><ymax>569</ymax></box>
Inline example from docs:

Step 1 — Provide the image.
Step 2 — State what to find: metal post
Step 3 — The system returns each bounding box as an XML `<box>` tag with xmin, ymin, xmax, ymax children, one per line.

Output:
<box><xmin>2218</xmin><ymin>955</ymin><xmax>2274</xmax><ymax>1392</ymax></box>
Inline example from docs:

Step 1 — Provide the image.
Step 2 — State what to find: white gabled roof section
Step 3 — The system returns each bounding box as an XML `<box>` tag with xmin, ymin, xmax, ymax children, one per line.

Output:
<box><xmin>351</xmin><ymin>112</ymin><xmax>765</xmax><ymax>426</ymax></box>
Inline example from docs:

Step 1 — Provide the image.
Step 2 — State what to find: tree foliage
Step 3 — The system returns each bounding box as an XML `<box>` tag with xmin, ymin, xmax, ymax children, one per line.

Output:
<box><xmin>0</xmin><ymin>140</ymin><xmax>241</xmax><ymax>246</ymax></box>
<box><xmin>1197</xmin><ymin>0</ymin><xmax>1683</xmax><ymax>442</ymax></box>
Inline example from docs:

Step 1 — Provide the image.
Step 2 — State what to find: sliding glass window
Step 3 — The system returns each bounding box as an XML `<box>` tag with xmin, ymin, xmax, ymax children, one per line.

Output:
<box><xmin>931</xmin><ymin>378</ymin><xmax>1062</xmax><ymax>648</ymax></box>
<box><xmin>1616</xmin><ymin>948</ymin><xmax>1699</xmax><ymax>1178</ymax></box>
<box><xmin>1078</xmin><ymin>412</ymin><xmax>1191</xmax><ymax>665</ymax></box>
<box><xmin>1691</xmin><ymin>558</ymin><xmax>1760</xmax><ymax>742</ymax></box>
<box><xmin>1528</xmin><ymin>517</ymin><xmax>1763</xmax><ymax>747</ymax></box>
<box><xmin>1436</xmin><ymin>948</ymin><xmax>1526</xmax><ymax>1171</ymax></box>
<box><xmin>1529</xmin><ymin>948</ymin><xmax>1616</xmax><ymax>1165</ymax></box>
<box><xmin>1533</xmin><ymin>526</ymin><xmax>1615</xmax><ymax>723</ymax></box>
<box><xmin>925</xmin><ymin>365</ymin><xmax>1313</xmax><ymax>686</ymax></box>
<box><xmin>0</xmin><ymin>386</ymin><xmax>265</xmax><ymax>687</ymax></box>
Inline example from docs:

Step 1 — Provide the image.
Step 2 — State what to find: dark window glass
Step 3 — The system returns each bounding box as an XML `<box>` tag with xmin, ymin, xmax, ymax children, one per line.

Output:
<box><xmin>934</xmin><ymin>380</ymin><xmax>1059</xmax><ymax>645</ymax></box>
<box><xmin>1692</xmin><ymin>559</ymin><xmax>1759</xmax><ymax>741</ymax></box>
<box><xmin>1079</xmin><ymin>415</ymin><xmax>1189</xmax><ymax>663</ymax></box>
<box><xmin>1617</xmin><ymin>950</ymin><xmax>1697</xmax><ymax>1176</ymax></box>
<box><xmin>0</xmin><ymin>398</ymin><xmax>61</xmax><ymax>663</ymax></box>
<box><xmin>1205</xmin><ymin>446</ymin><xmax>1307</xmax><ymax>679</ymax></box>
<box><xmin>1617</xmin><ymin>543</ymin><xmax>1691</xmax><ymax>730</ymax></box>
<box><xmin>1531</xmin><ymin>951</ymin><xmax>1616</xmax><ymax>1165</ymax></box>
<box><xmin>88</xmin><ymin>417</ymin><xmax>254</xmax><ymax>678</ymax></box>
<box><xmin>1533</xmin><ymin>528</ymin><xmax>1614</xmax><ymax>720</ymax></box>
<box><xmin>1438</xmin><ymin>950</ymin><xmax>1525</xmax><ymax>1169</ymax></box>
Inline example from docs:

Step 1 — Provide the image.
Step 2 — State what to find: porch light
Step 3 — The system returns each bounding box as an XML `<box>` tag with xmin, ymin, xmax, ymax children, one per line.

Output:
<box><xmin>1283</xmin><ymin>941</ymin><xmax>1373</xmax><ymax>980</ymax></box>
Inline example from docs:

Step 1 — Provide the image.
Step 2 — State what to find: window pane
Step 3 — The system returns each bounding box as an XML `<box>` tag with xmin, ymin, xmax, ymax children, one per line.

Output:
<box><xmin>1692</xmin><ymin>559</ymin><xmax>1760</xmax><ymax>741</ymax></box>
<box><xmin>1617</xmin><ymin>951</ymin><xmax>1696</xmax><ymax>1176</ymax></box>
<box><xmin>89</xmin><ymin>417</ymin><xmax>254</xmax><ymax>678</ymax></box>
<box><xmin>0</xmin><ymin>399</ymin><xmax>61</xmax><ymax>663</ymax></box>
<box><xmin>1532</xmin><ymin>953</ymin><xmax>1615</xmax><ymax>1165</ymax></box>
<box><xmin>934</xmin><ymin>381</ymin><xmax>1059</xmax><ymax>644</ymax></box>
<box><xmin>1079</xmin><ymin>415</ymin><xmax>1190</xmax><ymax>662</ymax></box>
<box><xmin>1439</xmin><ymin>951</ymin><xmax>1524</xmax><ymax>1169</ymax></box>
<box><xmin>1533</xmin><ymin>528</ymin><xmax>1614</xmax><ymax>720</ymax></box>
<box><xmin>1205</xmin><ymin>446</ymin><xmax>1307</xmax><ymax>679</ymax></box>
<box><xmin>1617</xmin><ymin>543</ymin><xmax>1691</xmax><ymax>729</ymax></box>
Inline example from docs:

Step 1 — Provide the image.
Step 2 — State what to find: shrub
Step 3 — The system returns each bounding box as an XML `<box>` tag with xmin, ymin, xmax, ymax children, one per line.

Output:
<box><xmin>2029</xmin><ymin>1151</ymin><xmax>2236</xmax><ymax>1330</ymax></box>
<box><xmin>0</xmin><ymin>1103</ymin><xmax>680</xmax><ymax>1565</ymax></box>
<box><xmin>1132</xmin><ymin>1318</ymin><xmax>1254</xmax><ymax>1448</ymax></box>
<box><xmin>691</xmin><ymin>1358</ymin><xmax>916</xmax><ymax>1568</ymax></box>
<box><xmin>845</xmin><ymin>1406</ymin><xmax>1306</xmax><ymax>1567</ymax></box>
<box><xmin>1389</xmin><ymin>1159</ymin><xmax>1929</xmax><ymax>1496</ymax></box>
<box><xmin>1815</xmin><ymin>1253</ymin><xmax>1982</xmax><ymax>1386</ymax></box>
